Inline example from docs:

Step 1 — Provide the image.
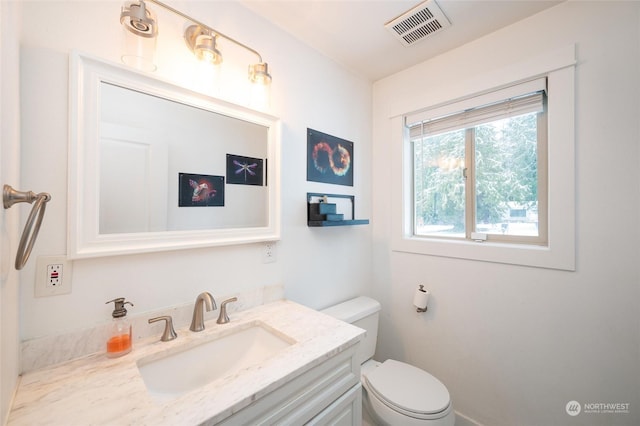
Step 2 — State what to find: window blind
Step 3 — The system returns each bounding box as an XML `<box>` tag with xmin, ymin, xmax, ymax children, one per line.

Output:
<box><xmin>407</xmin><ymin>78</ymin><xmax>547</xmax><ymax>138</ymax></box>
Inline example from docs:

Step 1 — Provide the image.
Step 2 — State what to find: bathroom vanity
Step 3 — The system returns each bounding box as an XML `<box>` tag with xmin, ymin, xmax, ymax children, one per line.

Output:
<box><xmin>8</xmin><ymin>300</ymin><xmax>364</xmax><ymax>425</ymax></box>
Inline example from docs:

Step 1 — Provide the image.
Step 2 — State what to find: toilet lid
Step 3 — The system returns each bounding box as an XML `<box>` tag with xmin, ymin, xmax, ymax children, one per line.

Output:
<box><xmin>364</xmin><ymin>359</ymin><xmax>450</xmax><ymax>416</ymax></box>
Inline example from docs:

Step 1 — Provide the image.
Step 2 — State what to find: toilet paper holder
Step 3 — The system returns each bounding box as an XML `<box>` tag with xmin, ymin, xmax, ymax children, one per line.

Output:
<box><xmin>414</xmin><ymin>285</ymin><xmax>429</xmax><ymax>313</ymax></box>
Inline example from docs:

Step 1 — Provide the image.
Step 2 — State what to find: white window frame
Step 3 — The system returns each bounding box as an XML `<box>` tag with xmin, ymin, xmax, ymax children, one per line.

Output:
<box><xmin>408</xmin><ymin>79</ymin><xmax>548</xmax><ymax>245</ymax></box>
<box><xmin>391</xmin><ymin>45</ymin><xmax>576</xmax><ymax>271</ymax></box>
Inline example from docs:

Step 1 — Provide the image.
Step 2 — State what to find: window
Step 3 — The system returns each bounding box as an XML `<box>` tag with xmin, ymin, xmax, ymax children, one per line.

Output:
<box><xmin>407</xmin><ymin>79</ymin><xmax>547</xmax><ymax>245</ymax></box>
<box><xmin>391</xmin><ymin>46</ymin><xmax>576</xmax><ymax>271</ymax></box>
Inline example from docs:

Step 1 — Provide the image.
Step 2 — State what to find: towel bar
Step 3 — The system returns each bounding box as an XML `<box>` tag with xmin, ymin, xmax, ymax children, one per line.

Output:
<box><xmin>3</xmin><ymin>185</ymin><xmax>51</xmax><ymax>270</ymax></box>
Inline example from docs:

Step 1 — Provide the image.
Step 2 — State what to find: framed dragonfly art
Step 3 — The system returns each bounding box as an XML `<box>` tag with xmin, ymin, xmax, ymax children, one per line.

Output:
<box><xmin>226</xmin><ymin>154</ymin><xmax>265</xmax><ymax>186</ymax></box>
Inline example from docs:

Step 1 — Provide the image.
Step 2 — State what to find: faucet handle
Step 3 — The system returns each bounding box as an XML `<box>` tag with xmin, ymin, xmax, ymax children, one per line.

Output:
<box><xmin>148</xmin><ymin>315</ymin><xmax>177</xmax><ymax>342</ymax></box>
<box><xmin>217</xmin><ymin>297</ymin><xmax>238</xmax><ymax>324</ymax></box>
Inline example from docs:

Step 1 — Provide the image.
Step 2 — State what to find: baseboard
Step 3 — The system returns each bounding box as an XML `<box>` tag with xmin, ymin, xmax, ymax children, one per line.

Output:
<box><xmin>455</xmin><ymin>410</ymin><xmax>484</xmax><ymax>426</ymax></box>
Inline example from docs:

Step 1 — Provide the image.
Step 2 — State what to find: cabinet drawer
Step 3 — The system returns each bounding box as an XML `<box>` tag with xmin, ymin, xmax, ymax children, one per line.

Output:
<box><xmin>214</xmin><ymin>345</ymin><xmax>359</xmax><ymax>425</ymax></box>
<box><xmin>306</xmin><ymin>383</ymin><xmax>362</xmax><ymax>426</ymax></box>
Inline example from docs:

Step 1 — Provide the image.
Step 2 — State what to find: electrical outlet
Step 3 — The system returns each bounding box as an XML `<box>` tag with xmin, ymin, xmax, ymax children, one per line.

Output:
<box><xmin>262</xmin><ymin>242</ymin><xmax>277</xmax><ymax>263</ymax></box>
<box><xmin>35</xmin><ymin>256</ymin><xmax>72</xmax><ymax>297</ymax></box>
<box><xmin>47</xmin><ymin>264</ymin><xmax>62</xmax><ymax>287</ymax></box>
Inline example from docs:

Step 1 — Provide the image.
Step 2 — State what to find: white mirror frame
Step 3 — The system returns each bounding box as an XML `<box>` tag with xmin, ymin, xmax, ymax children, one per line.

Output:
<box><xmin>68</xmin><ymin>52</ymin><xmax>281</xmax><ymax>259</ymax></box>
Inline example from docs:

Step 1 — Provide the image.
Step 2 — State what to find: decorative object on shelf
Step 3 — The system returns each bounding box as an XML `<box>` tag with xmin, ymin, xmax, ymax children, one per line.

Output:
<box><xmin>307</xmin><ymin>193</ymin><xmax>369</xmax><ymax>227</ymax></box>
<box><xmin>306</xmin><ymin>128</ymin><xmax>354</xmax><ymax>186</ymax></box>
<box><xmin>179</xmin><ymin>173</ymin><xmax>224</xmax><ymax>207</ymax></box>
<box><xmin>226</xmin><ymin>154</ymin><xmax>264</xmax><ymax>186</ymax></box>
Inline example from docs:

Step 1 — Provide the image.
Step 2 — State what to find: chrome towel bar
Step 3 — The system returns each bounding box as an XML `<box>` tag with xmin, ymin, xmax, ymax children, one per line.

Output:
<box><xmin>3</xmin><ymin>185</ymin><xmax>51</xmax><ymax>270</ymax></box>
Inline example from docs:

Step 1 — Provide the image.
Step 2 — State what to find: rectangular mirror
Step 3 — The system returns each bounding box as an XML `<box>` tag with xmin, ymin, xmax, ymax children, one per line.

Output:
<box><xmin>69</xmin><ymin>52</ymin><xmax>280</xmax><ymax>258</ymax></box>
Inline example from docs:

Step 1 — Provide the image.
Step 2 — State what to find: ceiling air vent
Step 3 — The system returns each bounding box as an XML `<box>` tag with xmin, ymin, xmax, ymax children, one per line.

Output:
<box><xmin>385</xmin><ymin>0</ymin><xmax>451</xmax><ymax>47</ymax></box>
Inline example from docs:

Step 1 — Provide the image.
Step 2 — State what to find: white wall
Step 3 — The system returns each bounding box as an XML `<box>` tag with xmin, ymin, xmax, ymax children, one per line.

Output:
<box><xmin>17</xmin><ymin>0</ymin><xmax>371</xmax><ymax>347</ymax></box>
<box><xmin>1</xmin><ymin>2</ymin><xmax>23</xmax><ymax>422</ymax></box>
<box><xmin>372</xmin><ymin>2</ymin><xmax>639</xmax><ymax>426</ymax></box>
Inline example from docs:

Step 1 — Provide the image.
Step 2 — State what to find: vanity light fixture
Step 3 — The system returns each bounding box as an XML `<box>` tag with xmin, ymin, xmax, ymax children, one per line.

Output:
<box><xmin>185</xmin><ymin>26</ymin><xmax>222</xmax><ymax>66</ymax></box>
<box><xmin>120</xmin><ymin>0</ymin><xmax>157</xmax><ymax>38</ymax></box>
<box><xmin>249</xmin><ymin>62</ymin><xmax>272</xmax><ymax>85</ymax></box>
<box><xmin>119</xmin><ymin>0</ymin><xmax>272</xmax><ymax>86</ymax></box>
<box><xmin>120</xmin><ymin>0</ymin><xmax>158</xmax><ymax>71</ymax></box>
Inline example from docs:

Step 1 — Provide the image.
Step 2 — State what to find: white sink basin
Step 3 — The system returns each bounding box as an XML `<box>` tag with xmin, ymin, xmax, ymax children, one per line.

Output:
<box><xmin>137</xmin><ymin>321</ymin><xmax>295</xmax><ymax>402</ymax></box>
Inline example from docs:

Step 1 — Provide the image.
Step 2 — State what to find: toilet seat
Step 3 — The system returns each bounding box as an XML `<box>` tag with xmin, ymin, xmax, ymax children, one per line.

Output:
<box><xmin>363</xmin><ymin>359</ymin><xmax>451</xmax><ymax>420</ymax></box>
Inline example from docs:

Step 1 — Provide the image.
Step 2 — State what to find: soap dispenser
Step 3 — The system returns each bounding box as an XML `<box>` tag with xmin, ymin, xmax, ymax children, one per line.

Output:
<box><xmin>105</xmin><ymin>298</ymin><xmax>134</xmax><ymax>358</ymax></box>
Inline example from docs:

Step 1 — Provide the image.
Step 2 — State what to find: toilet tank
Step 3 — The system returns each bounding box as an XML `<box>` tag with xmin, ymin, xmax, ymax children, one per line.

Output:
<box><xmin>321</xmin><ymin>296</ymin><xmax>381</xmax><ymax>365</ymax></box>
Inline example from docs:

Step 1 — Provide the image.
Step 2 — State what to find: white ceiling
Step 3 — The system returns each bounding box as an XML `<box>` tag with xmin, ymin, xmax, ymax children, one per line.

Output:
<box><xmin>240</xmin><ymin>0</ymin><xmax>564</xmax><ymax>81</ymax></box>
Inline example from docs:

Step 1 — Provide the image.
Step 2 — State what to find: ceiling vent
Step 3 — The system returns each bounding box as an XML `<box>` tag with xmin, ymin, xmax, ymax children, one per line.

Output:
<box><xmin>385</xmin><ymin>0</ymin><xmax>451</xmax><ymax>47</ymax></box>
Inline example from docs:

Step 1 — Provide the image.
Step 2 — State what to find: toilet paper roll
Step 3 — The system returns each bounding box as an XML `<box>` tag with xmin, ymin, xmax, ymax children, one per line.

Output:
<box><xmin>413</xmin><ymin>287</ymin><xmax>430</xmax><ymax>310</ymax></box>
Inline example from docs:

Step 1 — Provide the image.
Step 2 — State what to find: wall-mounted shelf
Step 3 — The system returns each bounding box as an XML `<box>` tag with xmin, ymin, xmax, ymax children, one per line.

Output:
<box><xmin>307</xmin><ymin>193</ymin><xmax>369</xmax><ymax>227</ymax></box>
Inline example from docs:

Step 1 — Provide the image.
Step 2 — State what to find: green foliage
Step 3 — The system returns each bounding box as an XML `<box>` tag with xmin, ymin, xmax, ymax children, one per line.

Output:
<box><xmin>414</xmin><ymin>113</ymin><xmax>538</xmax><ymax>232</ymax></box>
<box><xmin>414</xmin><ymin>129</ymin><xmax>466</xmax><ymax>230</ymax></box>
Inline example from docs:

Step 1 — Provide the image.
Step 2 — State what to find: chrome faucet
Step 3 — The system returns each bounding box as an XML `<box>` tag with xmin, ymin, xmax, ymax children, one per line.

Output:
<box><xmin>190</xmin><ymin>292</ymin><xmax>216</xmax><ymax>332</ymax></box>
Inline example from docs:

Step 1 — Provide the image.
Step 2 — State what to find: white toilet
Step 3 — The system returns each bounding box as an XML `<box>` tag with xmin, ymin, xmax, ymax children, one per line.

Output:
<box><xmin>322</xmin><ymin>296</ymin><xmax>455</xmax><ymax>426</ymax></box>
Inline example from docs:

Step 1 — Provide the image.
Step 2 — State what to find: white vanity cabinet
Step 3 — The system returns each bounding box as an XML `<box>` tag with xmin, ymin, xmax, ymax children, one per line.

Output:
<box><xmin>215</xmin><ymin>344</ymin><xmax>361</xmax><ymax>426</ymax></box>
<box><xmin>8</xmin><ymin>301</ymin><xmax>365</xmax><ymax>426</ymax></box>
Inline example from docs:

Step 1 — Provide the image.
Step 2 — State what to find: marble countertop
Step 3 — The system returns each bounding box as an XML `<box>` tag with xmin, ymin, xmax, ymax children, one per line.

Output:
<box><xmin>8</xmin><ymin>300</ymin><xmax>364</xmax><ymax>426</ymax></box>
